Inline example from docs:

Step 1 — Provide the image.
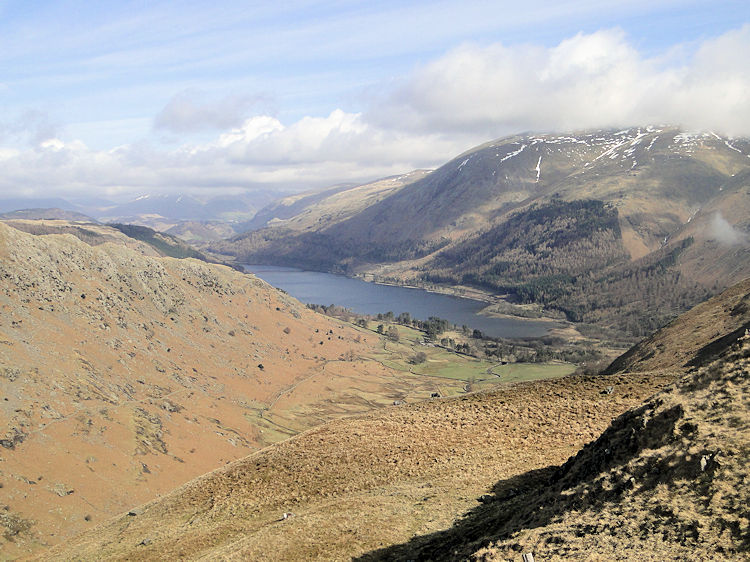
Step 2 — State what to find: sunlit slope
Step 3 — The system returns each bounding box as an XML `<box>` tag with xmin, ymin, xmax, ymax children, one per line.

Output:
<box><xmin>375</xmin><ymin>336</ymin><xmax>750</xmax><ymax>561</ymax></box>
<box><xmin>44</xmin><ymin>370</ymin><xmax>676</xmax><ymax>561</ymax></box>
<box><xmin>0</xmin><ymin>222</ymin><xmax>449</xmax><ymax>557</ymax></box>
<box><xmin>46</xmin><ymin>276</ymin><xmax>750</xmax><ymax>561</ymax></box>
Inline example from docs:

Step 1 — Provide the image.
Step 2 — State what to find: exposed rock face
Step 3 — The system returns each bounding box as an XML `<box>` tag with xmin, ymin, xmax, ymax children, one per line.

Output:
<box><xmin>0</xmin><ymin>222</ymin><xmax>407</xmax><ymax>556</ymax></box>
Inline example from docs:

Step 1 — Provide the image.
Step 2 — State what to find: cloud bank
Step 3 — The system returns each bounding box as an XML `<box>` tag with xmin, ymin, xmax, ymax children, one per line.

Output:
<box><xmin>154</xmin><ymin>91</ymin><xmax>269</xmax><ymax>134</ymax></box>
<box><xmin>372</xmin><ymin>26</ymin><xmax>750</xmax><ymax>138</ymax></box>
<box><xmin>2</xmin><ymin>26</ymin><xmax>750</xmax><ymax>199</ymax></box>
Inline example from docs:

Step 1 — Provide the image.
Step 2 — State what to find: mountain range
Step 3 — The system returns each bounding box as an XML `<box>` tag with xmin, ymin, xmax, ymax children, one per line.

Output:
<box><xmin>216</xmin><ymin>127</ymin><xmax>750</xmax><ymax>338</ymax></box>
<box><xmin>0</xmin><ymin>191</ymin><xmax>282</xmax><ymax>234</ymax></box>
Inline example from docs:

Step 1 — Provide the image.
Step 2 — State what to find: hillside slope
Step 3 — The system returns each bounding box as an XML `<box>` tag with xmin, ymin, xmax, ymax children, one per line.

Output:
<box><xmin>605</xmin><ymin>277</ymin><xmax>750</xmax><ymax>373</ymax></box>
<box><xmin>372</xmin><ymin>334</ymin><xmax>750</xmax><ymax>561</ymax></box>
<box><xmin>43</xmin><ymin>371</ymin><xmax>677</xmax><ymax>561</ymax></box>
<box><xmin>214</xmin><ymin>170</ymin><xmax>429</xmax><ymax>266</ymax></box>
<box><xmin>45</xmin><ymin>277</ymin><xmax>750</xmax><ymax>561</ymax></box>
<box><xmin>0</xmin><ymin>222</ymin><xmax>444</xmax><ymax>557</ymax></box>
<box><xmin>243</xmin><ymin>171</ymin><xmax>428</xmax><ymax>232</ymax></box>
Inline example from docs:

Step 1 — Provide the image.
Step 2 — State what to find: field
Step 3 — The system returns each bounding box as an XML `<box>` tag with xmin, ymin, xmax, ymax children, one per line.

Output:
<box><xmin>358</xmin><ymin>322</ymin><xmax>575</xmax><ymax>393</ymax></box>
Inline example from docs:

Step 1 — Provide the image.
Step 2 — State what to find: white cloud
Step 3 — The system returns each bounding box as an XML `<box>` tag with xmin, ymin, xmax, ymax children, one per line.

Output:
<box><xmin>709</xmin><ymin>212</ymin><xmax>748</xmax><ymax>246</ymax></box>
<box><xmin>0</xmin><ymin>110</ymin><xmax>465</xmax><ymax>198</ymax></box>
<box><xmin>370</xmin><ymin>26</ymin><xmax>750</xmax><ymax>138</ymax></box>
<box><xmin>2</xmin><ymin>26</ymin><xmax>750</xmax><ymax>200</ymax></box>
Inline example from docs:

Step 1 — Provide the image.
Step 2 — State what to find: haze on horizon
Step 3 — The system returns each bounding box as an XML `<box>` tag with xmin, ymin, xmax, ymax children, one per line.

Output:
<box><xmin>1</xmin><ymin>0</ymin><xmax>749</xmax><ymax>201</ymax></box>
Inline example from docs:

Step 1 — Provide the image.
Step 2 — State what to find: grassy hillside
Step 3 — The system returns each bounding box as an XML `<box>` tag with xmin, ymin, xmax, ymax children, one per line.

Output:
<box><xmin>1</xmin><ymin>221</ymin><xmax>563</xmax><ymax>558</ymax></box>
<box><xmin>43</xmin><ymin>370</ymin><xmax>677</xmax><ymax>561</ymax></box>
<box><xmin>44</xmin><ymin>278</ymin><xmax>750</xmax><ymax>561</ymax></box>
<box><xmin>371</xmin><ymin>335</ymin><xmax>750</xmax><ymax>561</ymax></box>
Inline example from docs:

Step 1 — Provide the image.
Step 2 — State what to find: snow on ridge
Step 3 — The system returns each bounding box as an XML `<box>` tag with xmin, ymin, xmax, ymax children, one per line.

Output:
<box><xmin>674</xmin><ymin>132</ymin><xmax>699</xmax><ymax>143</ymax></box>
<box><xmin>724</xmin><ymin>141</ymin><xmax>743</xmax><ymax>154</ymax></box>
<box><xmin>646</xmin><ymin>136</ymin><xmax>659</xmax><ymax>151</ymax></box>
<box><xmin>591</xmin><ymin>137</ymin><xmax>630</xmax><ymax>164</ymax></box>
<box><xmin>710</xmin><ymin>132</ymin><xmax>746</xmax><ymax>156</ymax></box>
<box><xmin>499</xmin><ymin>144</ymin><xmax>527</xmax><ymax>163</ymax></box>
<box><xmin>629</xmin><ymin>130</ymin><xmax>647</xmax><ymax>146</ymax></box>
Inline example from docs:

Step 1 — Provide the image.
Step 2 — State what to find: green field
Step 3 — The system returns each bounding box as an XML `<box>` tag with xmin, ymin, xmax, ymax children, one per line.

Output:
<box><xmin>358</xmin><ymin>322</ymin><xmax>576</xmax><ymax>393</ymax></box>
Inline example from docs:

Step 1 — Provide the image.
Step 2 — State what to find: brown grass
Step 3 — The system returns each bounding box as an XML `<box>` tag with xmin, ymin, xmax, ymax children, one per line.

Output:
<box><xmin>44</xmin><ymin>370</ymin><xmax>677</xmax><ymax>560</ymax></box>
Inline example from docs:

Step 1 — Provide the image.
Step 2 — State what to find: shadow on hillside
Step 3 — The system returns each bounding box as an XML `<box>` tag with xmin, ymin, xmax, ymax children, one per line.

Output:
<box><xmin>354</xmin><ymin>465</ymin><xmax>560</xmax><ymax>561</ymax></box>
<box><xmin>356</xmin><ymin>399</ymin><xmax>703</xmax><ymax>561</ymax></box>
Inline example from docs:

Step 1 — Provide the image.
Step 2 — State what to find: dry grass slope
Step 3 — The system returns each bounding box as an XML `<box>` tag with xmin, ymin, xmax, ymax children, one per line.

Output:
<box><xmin>370</xmin><ymin>336</ymin><xmax>750</xmax><ymax>561</ymax></box>
<box><xmin>0</xmin><ymin>221</ymin><xmax>445</xmax><ymax>558</ymax></box>
<box><xmin>44</xmin><ymin>370</ymin><xmax>678</xmax><ymax>560</ymax></box>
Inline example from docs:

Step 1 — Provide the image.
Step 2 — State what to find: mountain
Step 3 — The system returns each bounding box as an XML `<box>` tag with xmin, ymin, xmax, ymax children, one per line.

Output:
<box><xmin>0</xmin><ymin>219</ymin><xmax>231</xmax><ymax>267</ymax></box>
<box><xmin>96</xmin><ymin>191</ymin><xmax>283</xmax><ymax>224</ymax></box>
<box><xmin>0</xmin><ymin>198</ymin><xmax>81</xmax><ymax>215</ymax></box>
<box><xmin>164</xmin><ymin>220</ymin><xmax>237</xmax><ymax>243</ymax></box>
<box><xmin>0</xmin><ymin>192</ymin><xmax>284</xmax><ymax>241</ymax></box>
<box><xmin>44</xmin><ymin>278</ymin><xmax>750</xmax><ymax>561</ymax></box>
<box><xmin>241</xmin><ymin>170</ymin><xmax>430</xmax><ymax>232</ymax></box>
<box><xmin>0</xmin><ymin>208</ymin><xmax>97</xmax><ymax>222</ymax></box>
<box><xmin>0</xmin><ymin>221</ymin><xmax>448</xmax><ymax>558</ymax></box>
<box><xmin>212</xmin><ymin>171</ymin><xmax>431</xmax><ymax>264</ymax></box>
<box><xmin>220</xmin><ymin>127</ymin><xmax>750</xmax><ymax>337</ymax></box>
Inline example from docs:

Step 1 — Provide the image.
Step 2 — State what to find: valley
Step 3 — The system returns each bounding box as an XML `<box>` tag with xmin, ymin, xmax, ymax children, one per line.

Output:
<box><xmin>41</xmin><ymin>273</ymin><xmax>750</xmax><ymax>561</ymax></box>
<box><xmin>0</xmin><ymin>127</ymin><xmax>748</xmax><ymax>561</ymax></box>
<box><xmin>217</xmin><ymin>127</ymin><xmax>750</xmax><ymax>340</ymax></box>
<box><xmin>0</xmin><ymin>220</ymin><xmax>574</xmax><ymax>559</ymax></box>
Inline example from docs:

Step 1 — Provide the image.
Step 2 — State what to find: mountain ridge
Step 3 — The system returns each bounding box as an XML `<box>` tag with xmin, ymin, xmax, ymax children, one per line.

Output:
<box><xmin>219</xmin><ymin>126</ymin><xmax>750</xmax><ymax>337</ymax></box>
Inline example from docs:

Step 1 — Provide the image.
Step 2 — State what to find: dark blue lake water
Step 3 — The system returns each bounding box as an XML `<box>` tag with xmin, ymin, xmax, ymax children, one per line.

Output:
<box><xmin>243</xmin><ymin>265</ymin><xmax>554</xmax><ymax>339</ymax></box>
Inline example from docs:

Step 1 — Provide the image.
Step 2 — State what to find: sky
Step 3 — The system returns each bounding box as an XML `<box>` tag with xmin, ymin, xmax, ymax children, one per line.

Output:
<box><xmin>1</xmin><ymin>0</ymin><xmax>749</xmax><ymax>201</ymax></box>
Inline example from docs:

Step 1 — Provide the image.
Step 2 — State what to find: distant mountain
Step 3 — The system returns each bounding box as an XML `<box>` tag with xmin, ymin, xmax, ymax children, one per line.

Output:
<box><xmin>97</xmin><ymin>192</ymin><xmax>268</xmax><ymax>223</ymax></box>
<box><xmin>220</xmin><ymin>127</ymin><xmax>750</xmax><ymax>337</ymax></box>
<box><xmin>0</xmin><ymin>207</ymin><xmax>96</xmax><ymax>222</ymax></box>
<box><xmin>164</xmin><ymin>220</ymin><xmax>237</xmax><ymax>243</ymax></box>
<box><xmin>0</xmin><ymin>191</ymin><xmax>285</xmax><ymax>236</ymax></box>
<box><xmin>240</xmin><ymin>171</ymin><xmax>430</xmax><ymax>232</ymax></box>
<box><xmin>0</xmin><ymin>197</ymin><xmax>81</xmax><ymax>214</ymax></box>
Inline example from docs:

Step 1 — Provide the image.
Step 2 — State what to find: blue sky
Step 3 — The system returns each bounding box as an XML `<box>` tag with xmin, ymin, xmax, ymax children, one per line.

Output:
<box><xmin>1</xmin><ymin>0</ymin><xmax>749</xmax><ymax>199</ymax></box>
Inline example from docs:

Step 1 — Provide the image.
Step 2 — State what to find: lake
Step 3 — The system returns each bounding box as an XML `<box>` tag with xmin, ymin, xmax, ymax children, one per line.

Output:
<box><xmin>243</xmin><ymin>265</ymin><xmax>556</xmax><ymax>339</ymax></box>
